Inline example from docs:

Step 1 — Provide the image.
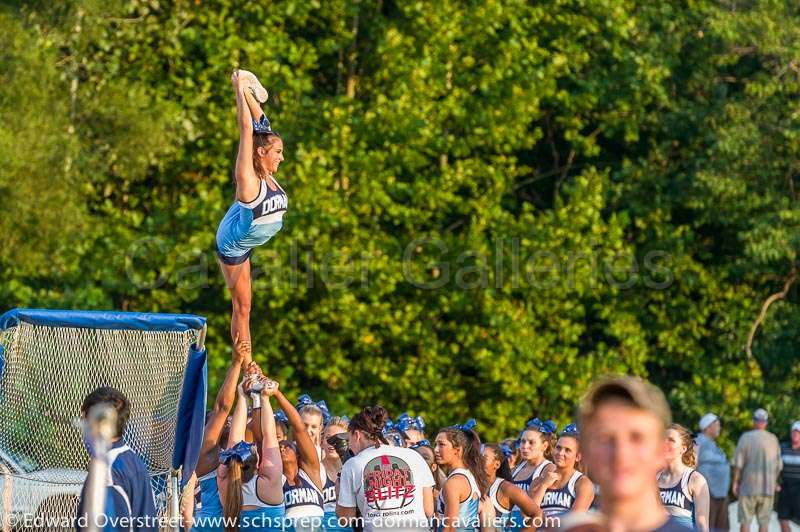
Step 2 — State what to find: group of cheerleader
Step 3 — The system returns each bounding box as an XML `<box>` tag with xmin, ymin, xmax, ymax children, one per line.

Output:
<box><xmin>206</xmin><ymin>71</ymin><xmax>709</xmax><ymax>531</ymax></box>
<box><xmin>183</xmin><ymin>336</ymin><xmax>710</xmax><ymax>532</ymax></box>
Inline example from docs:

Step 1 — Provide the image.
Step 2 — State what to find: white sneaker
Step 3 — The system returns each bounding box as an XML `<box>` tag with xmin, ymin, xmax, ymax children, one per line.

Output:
<box><xmin>238</xmin><ymin>69</ymin><xmax>268</xmax><ymax>103</ymax></box>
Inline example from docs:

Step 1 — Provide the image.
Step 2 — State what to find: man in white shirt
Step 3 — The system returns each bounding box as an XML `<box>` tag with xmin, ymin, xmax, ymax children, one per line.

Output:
<box><xmin>336</xmin><ymin>405</ymin><xmax>435</xmax><ymax>531</ymax></box>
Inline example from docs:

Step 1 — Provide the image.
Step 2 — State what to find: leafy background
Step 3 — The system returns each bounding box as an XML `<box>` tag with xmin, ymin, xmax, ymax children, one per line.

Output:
<box><xmin>1</xmin><ymin>0</ymin><xmax>799</xmax><ymax>450</ymax></box>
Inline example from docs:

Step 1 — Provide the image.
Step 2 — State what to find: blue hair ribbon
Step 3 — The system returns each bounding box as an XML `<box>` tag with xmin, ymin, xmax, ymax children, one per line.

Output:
<box><xmin>561</xmin><ymin>422</ymin><xmax>579</xmax><ymax>436</ymax></box>
<box><xmin>253</xmin><ymin>115</ymin><xmax>272</xmax><ymax>134</ymax></box>
<box><xmin>409</xmin><ymin>439</ymin><xmax>431</xmax><ymax>450</ymax></box>
<box><xmin>523</xmin><ymin>418</ymin><xmax>558</xmax><ymax>435</ymax></box>
<box><xmin>296</xmin><ymin>394</ymin><xmax>331</xmax><ymax>424</ymax></box>
<box><xmin>452</xmin><ymin>419</ymin><xmax>477</xmax><ymax>432</ymax></box>
<box><xmin>385</xmin><ymin>431</ymin><xmax>405</xmax><ymax>447</ymax></box>
<box><xmin>219</xmin><ymin>440</ymin><xmax>254</xmax><ymax>465</ymax></box>
<box><xmin>499</xmin><ymin>443</ymin><xmax>514</xmax><ymax>459</ymax></box>
<box><xmin>396</xmin><ymin>413</ymin><xmax>426</xmax><ymax>433</ymax></box>
<box><xmin>274</xmin><ymin>410</ymin><xmax>288</xmax><ymax>424</ymax></box>
<box><xmin>317</xmin><ymin>401</ymin><xmax>331</xmax><ymax>424</ymax></box>
<box><xmin>381</xmin><ymin>419</ymin><xmax>405</xmax><ymax>446</ymax></box>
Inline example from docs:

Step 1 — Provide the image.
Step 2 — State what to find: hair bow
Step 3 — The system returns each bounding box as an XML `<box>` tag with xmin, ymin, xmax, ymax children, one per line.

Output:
<box><xmin>385</xmin><ymin>430</ymin><xmax>405</xmax><ymax>447</ymax></box>
<box><xmin>339</xmin><ymin>415</ymin><xmax>350</xmax><ymax>425</ymax></box>
<box><xmin>396</xmin><ymin>413</ymin><xmax>426</xmax><ymax>433</ymax></box>
<box><xmin>274</xmin><ymin>410</ymin><xmax>288</xmax><ymax>424</ymax></box>
<box><xmin>296</xmin><ymin>394</ymin><xmax>331</xmax><ymax>424</ymax></box>
<box><xmin>382</xmin><ymin>418</ymin><xmax>406</xmax><ymax>446</ymax></box>
<box><xmin>452</xmin><ymin>419</ymin><xmax>477</xmax><ymax>432</ymax></box>
<box><xmin>253</xmin><ymin>115</ymin><xmax>272</xmax><ymax>134</ymax></box>
<box><xmin>499</xmin><ymin>443</ymin><xmax>514</xmax><ymax>459</ymax></box>
<box><xmin>409</xmin><ymin>439</ymin><xmax>431</xmax><ymax>450</ymax></box>
<box><xmin>524</xmin><ymin>418</ymin><xmax>558</xmax><ymax>435</ymax></box>
<box><xmin>561</xmin><ymin>423</ymin><xmax>579</xmax><ymax>436</ymax></box>
<box><xmin>219</xmin><ymin>440</ymin><xmax>254</xmax><ymax>465</ymax></box>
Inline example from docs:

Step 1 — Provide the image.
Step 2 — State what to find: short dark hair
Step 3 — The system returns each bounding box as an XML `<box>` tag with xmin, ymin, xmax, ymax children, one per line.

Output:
<box><xmin>81</xmin><ymin>386</ymin><xmax>131</xmax><ymax>439</ymax></box>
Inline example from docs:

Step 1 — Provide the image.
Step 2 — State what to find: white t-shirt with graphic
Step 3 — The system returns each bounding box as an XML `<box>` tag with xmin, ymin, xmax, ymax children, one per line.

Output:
<box><xmin>338</xmin><ymin>444</ymin><xmax>434</xmax><ymax>531</ymax></box>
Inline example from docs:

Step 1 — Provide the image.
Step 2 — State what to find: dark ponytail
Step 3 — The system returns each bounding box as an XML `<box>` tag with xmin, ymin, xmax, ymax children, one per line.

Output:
<box><xmin>485</xmin><ymin>444</ymin><xmax>513</xmax><ymax>481</ymax></box>
<box><xmin>349</xmin><ymin>405</ymin><xmax>389</xmax><ymax>446</ymax></box>
<box><xmin>439</xmin><ymin>428</ymin><xmax>490</xmax><ymax>496</ymax></box>
<box><xmin>463</xmin><ymin>429</ymin><xmax>490</xmax><ymax>496</ymax></box>
<box><xmin>497</xmin><ymin>458</ymin><xmax>512</xmax><ymax>481</ymax></box>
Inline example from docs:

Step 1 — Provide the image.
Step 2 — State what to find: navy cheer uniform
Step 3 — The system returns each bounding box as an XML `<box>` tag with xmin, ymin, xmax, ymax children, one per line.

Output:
<box><xmin>506</xmin><ymin>460</ymin><xmax>551</xmax><ymax>531</ymax></box>
<box><xmin>540</xmin><ymin>471</ymin><xmax>584</xmax><ymax>517</ymax></box>
<box><xmin>321</xmin><ymin>474</ymin><xmax>350</xmax><ymax>531</ymax></box>
<box><xmin>216</xmin><ymin>177</ymin><xmax>287</xmax><ymax>265</ymax></box>
<box><xmin>658</xmin><ymin>469</ymin><xmax>696</xmax><ymax>529</ymax></box>
<box><xmin>283</xmin><ymin>469</ymin><xmax>325</xmax><ymax>531</ymax></box>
